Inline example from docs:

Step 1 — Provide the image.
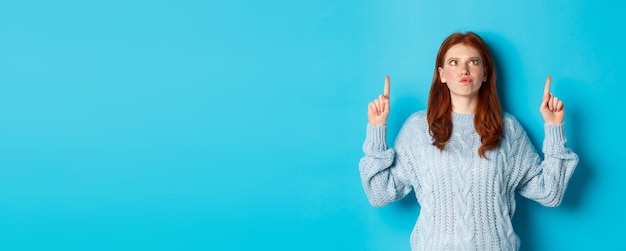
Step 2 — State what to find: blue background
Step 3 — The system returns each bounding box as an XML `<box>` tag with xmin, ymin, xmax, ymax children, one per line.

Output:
<box><xmin>0</xmin><ymin>0</ymin><xmax>621</xmax><ymax>250</ymax></box>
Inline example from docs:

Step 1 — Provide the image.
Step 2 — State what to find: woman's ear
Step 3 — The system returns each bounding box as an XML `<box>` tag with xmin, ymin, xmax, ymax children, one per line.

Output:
<box><xmin>438</xmin><ymin>67</ymin><xmax>446</xmax><ymax>83</ymax></box>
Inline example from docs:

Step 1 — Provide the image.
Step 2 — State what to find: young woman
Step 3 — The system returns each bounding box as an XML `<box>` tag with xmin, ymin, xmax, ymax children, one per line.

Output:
<box><xmin>359</xmin><ymin>32</ymin><xmax>579</xmax><ymax>250</ymax></box>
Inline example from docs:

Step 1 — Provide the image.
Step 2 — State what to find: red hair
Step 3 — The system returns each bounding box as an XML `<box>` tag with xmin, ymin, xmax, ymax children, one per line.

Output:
<box><xmin>426</xmin><ymin>32</ymin><xmax>502</xmax><ymax>159</ymax></box>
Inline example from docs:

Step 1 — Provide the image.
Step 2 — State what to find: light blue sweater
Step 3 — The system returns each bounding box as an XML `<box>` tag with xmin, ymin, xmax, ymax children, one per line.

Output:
<box><xmin>359</xmin><ymin>111</ymin><xmax>578</xmax><ymax>250</ymax></box>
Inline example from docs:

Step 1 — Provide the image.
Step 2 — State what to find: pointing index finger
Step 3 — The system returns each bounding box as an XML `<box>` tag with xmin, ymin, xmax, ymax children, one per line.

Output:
<box><xmin>544</xmin><ymin>76</ymin><xmax>552</xmax><ymax>96</ymax></box>
<box><xmin>384</xmin><ymin>75</ymin><xmax>390</xmax><ymax>97</ymax></box>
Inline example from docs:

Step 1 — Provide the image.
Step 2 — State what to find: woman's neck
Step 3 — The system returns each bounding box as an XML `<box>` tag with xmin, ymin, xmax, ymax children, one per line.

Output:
<box><xmin>450</xmin><ymin>95</ymin><xmax>478</xmax><ymax>114</ymax></box>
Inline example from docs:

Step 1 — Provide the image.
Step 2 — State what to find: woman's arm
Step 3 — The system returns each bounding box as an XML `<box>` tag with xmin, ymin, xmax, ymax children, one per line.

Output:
<box><xmin>359</xmin><ymin>75</ymin><xmax>414</xmax><ymax>207</ymax></box>
<box><xmin>359</xmin><ymin>123</ymin><xmax>415</xmax><ymax>207</ymax></box>
<box><xmin>515</xmin><ymin>123</ymin><xmax>579</xmax><ymax>207</ymax></box>
<box><xmin>516</xmin><ymin>76</ymin><xmax>579</xmax><ymax>206</ymax></box>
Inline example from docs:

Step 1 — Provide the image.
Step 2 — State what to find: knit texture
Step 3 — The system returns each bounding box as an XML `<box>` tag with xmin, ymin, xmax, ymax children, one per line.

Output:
<box><xmin>359</xmin><ymin>111</ymin><xmax>578</xmax><ymax>251</ymax></box>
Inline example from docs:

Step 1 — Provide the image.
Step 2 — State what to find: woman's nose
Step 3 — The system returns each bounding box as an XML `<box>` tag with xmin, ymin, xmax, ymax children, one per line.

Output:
<box><xmin>460</xmin><ymin>65</ymin><xmax>469</xmax><ymax>75</ymax></box>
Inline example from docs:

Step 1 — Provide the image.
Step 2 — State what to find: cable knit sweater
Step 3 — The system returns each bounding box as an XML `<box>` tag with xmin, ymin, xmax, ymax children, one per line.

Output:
<box><xmin>359</xmin><ymin>111</ymin><xmax>578</xmax><ymax>250</ymax></box>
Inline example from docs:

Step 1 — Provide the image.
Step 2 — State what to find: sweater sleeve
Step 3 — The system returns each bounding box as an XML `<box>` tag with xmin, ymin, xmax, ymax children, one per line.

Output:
<box><xmin>515</xmin><ymin>123</ymin><xmax>579</xmax><ymax>207</ymax></box>
<box><xmin>358</xmin><ymin>121</ymin><xmax>416</xmax><ymax>208</ymax></box>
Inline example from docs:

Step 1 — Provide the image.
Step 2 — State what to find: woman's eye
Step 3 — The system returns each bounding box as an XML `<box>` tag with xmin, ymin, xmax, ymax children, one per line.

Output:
<box><xmin>449</xmin><ymin>60</ymin><xmax>457</xmax><ymax>66</ymax></box>
<box><xmin>470</xmin><ymin>59</ymin><xmax>479</xmax><ymax>65</ymax></box>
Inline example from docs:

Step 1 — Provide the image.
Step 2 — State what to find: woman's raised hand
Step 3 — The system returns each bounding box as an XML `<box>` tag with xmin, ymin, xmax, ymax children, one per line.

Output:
<box><xmin>368</xmin><ymin>75</ymin><xmax>391</xmax><ymax>126</ymax></box>
<box><xmin>539</xmin><ymin>76</ymin><xmax>565</xmax><ymax>125</ymax></box>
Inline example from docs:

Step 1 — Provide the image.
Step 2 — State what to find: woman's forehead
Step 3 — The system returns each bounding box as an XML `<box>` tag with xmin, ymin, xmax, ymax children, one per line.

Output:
<box><xmin>445</xmin><ymin>44</ymin><xmax>482</xmax><ymax>58</ymax></box>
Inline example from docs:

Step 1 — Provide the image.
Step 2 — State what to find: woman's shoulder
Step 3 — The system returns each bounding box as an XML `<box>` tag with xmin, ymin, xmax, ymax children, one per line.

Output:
<box><xmin>502</xmin><ymin>112</ymin><xmax>518</xmax><ymax>125</ymax></box>
<box><xmin>398</xmin><ymin>110</ymin><xmax>428</xmax><ymax>132</ymax></box>
<box><xmin>405</xmin><ymin>110</ymin><xmax>428</xmax><ymax>125</ymax></box>
<box><xmin>409</xmin><ymin>110</ymin><xmax>427</xmax><ymax>119</ymax></box>
<box><xmin>396</xmin><ymin>110</ymin><xmax>430</xmax><ymax>142</ymax></box>
<box><xmin>502</xmin><ymin>112</ymin><xmax>527</xmax><ymax>138</ymax></box>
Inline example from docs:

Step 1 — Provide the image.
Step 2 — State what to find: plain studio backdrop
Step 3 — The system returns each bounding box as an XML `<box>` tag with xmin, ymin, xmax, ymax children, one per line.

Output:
<box><xmin>0</xmin><ymin>0</ymin><xmax>622</xmax><ymax>250</ymax></box>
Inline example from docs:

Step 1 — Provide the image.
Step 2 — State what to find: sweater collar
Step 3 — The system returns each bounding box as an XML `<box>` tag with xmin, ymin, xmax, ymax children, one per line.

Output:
<box><xmin>452</xmin><ymin>112</ymin><xmax>474</xmax><ymax>126</ymax></box>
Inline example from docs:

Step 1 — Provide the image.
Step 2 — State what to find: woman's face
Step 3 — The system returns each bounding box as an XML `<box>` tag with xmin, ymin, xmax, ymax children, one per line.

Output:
<box><xmin>438</xmin><ymin>43</ymin><xmax>487</xmax><ymax>100</ymax></box>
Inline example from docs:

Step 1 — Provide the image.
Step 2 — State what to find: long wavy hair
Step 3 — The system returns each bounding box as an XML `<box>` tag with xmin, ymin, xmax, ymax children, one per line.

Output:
<box><xmin>426</xmin><ymin>32</ymin><xmax>503</xmax><ymax>159</ymax></box>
